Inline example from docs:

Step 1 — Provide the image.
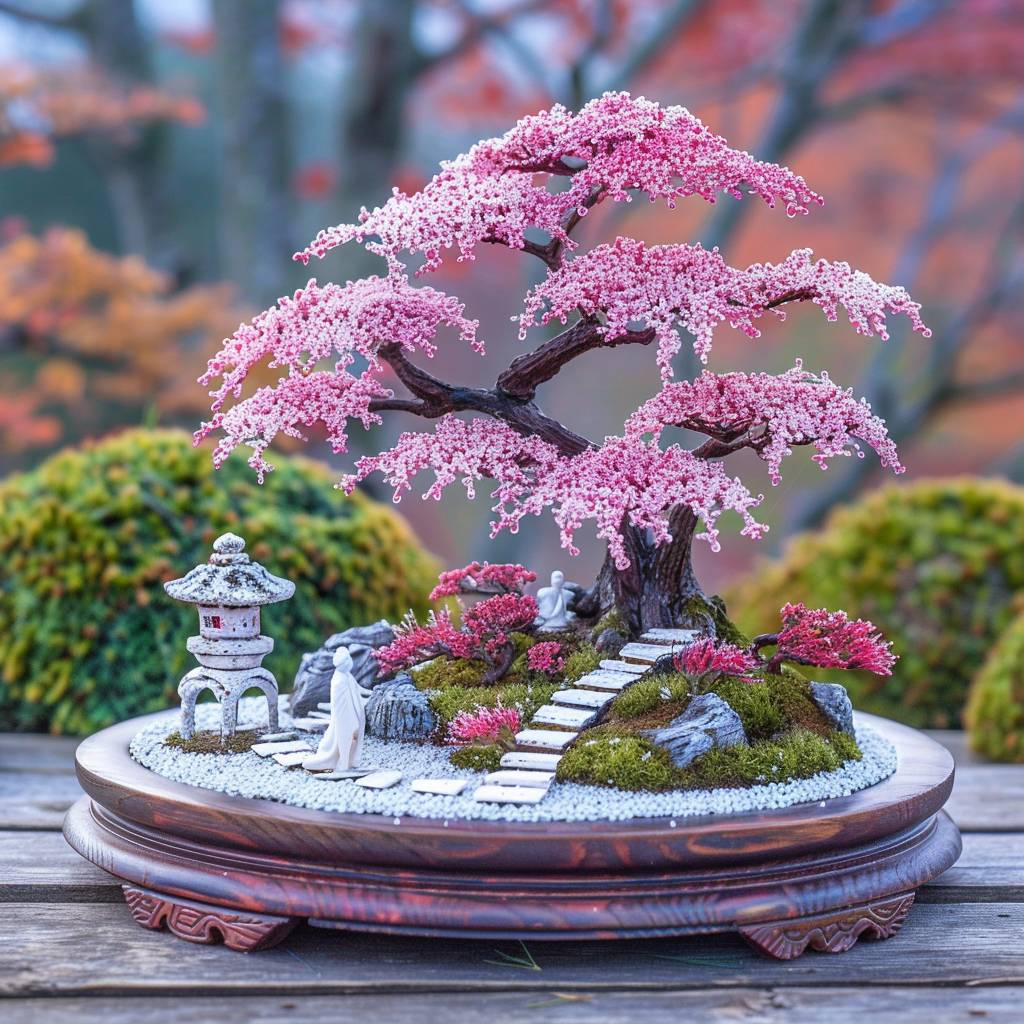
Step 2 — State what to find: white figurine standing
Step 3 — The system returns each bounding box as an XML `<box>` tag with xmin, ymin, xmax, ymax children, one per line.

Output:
<box><xmin>303</xmin><ymin>648</ymin><xmax>365</xmax><ymax>771</ymax></box>
<box><xmin>535</xmin><ymin>570</ymin><xmax>572</xmax><ymax>631</ymax></box>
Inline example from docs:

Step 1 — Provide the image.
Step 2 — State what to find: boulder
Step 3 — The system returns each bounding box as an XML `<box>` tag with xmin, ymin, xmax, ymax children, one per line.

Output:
<box><xmin>643</xmin><ymin>693</ymin><xmax>747</xmax><ymax>769</ymax></box>
<box><xmin>290</xmin><ymin>620</ymin><xmax>394</xmax><ymax>717</ymax></box>
<box><xmin>594</xmin><ymin>627</ymin><xmax>628</xmax><ymax>654</ymax></box>
<box><xmin>810</xmin><ymin>681</ymin><xmax>855</xmax><ymax>735</ymax></box>
<box><xmin>365</xmin><ymin>675</ymin><xmax>436</xmax><ymax>741</ymax></box>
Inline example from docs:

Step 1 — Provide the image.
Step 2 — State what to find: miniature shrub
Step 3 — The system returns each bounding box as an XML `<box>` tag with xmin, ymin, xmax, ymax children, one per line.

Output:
<box><xmin>0</xmin><ymin>429</ymin><xmax>438</xmax><ymax>734</ymax></box>
<box><xmin>728</xmin><ymin>478</ymin><xmax>1024</xmax><ymax>728</ymax></box>
<box><xmin>966</xmin><ymin>608</ymin><xmax>1024</xmax><ymax>762</ymax></box>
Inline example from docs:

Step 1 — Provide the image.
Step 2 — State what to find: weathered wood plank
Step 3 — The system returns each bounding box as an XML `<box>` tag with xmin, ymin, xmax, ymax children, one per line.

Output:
<box><xmin>0</xmin><ymin>773</ymin><xmax>84</xmax><ymax>830</ymax></box>
<box><xmin>2</xmin><ymin>902</ymin><xmax>1022</xmax><ymax>995</ymax></box>
<box><xmin>0</xmin><ymin>734</ymin><xmax>79</xmax><ymax>774</ymax></box>
<box><xmin>945</xmin><ymin>766</ymin><xmax>1024</xmax><ymax>831</ymax></box>
<box><xmin>4</xmin><ymin>988</ymin><xmax>1024</xmax><ymax>1024</ymax></box>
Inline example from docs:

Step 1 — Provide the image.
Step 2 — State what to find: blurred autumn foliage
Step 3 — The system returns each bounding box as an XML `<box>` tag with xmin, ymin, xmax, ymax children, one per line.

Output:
<box><xmin>0</xmin><ymin>226</ymin><xmax>246</xmax><ymax>470</ymax></box>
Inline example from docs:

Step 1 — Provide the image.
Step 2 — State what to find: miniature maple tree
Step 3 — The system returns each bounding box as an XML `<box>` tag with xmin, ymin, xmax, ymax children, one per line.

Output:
<box><xmin>198</xmin><ymin>93</ymin><xmax>929</xmax><ymax>637</ymax></box>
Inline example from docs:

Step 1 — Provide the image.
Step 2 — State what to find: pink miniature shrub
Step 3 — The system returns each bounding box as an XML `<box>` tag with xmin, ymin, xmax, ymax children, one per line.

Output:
<box><xmin>527</xmin><ymin>641</ymin><xmax>565</xmax><ymax>675</ymax></box>
<box><xmin>445</xmin><ymin>702</ymin><xmax>522</xmax><ymax>747</ymax></box>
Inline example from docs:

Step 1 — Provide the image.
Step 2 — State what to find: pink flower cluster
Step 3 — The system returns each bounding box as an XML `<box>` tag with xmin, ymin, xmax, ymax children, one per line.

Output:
<box><xmin>774</xmin><ymin>603</ymin><xmax>896</xmax><ymax>675</ymax></box>
<box><xmin>200</xmin><ymin>275</ymin><xmax>479</xmax><ymax>412</ymax></box>
<box><xmin>674</xmin><ymin>638</ymin><xmax>759</xmax><ymax>679</ymax></box>
<box><xmin>462</xmin><ymin>593</ymin><xmax>538</xmax><ymax>661</ymax></box>
<box><xmin>445</xmin><ymin>702</ymin><xmax>522</xmax><ymax>747</ymax></box>
<box><xmin>625</xmin><ymin>363</ymin><xmax>902</xmax><ymax>485</ymax></box>
<box><xmin>430</xmin><ymin>561</ymin><xmax>536</xmax><ymax>600</ymax></box>
<box><xmin>374</xmin><ymin>609</ymin><xmax>477</xmax><ymax>675</ymax></box>
<box><xmin>526</xmin><ymin>641</ymin><xmax>564</xmax><ymax>675</ymax></box>
<box><xmin>194</xmin><ymin>369</ymin><xmax>389</xmax><ymax>482</ymax></box>
<box><xmin>520</xmin><ymin>238</ymin><xmax>931</xmax><ymax>375</ymax></box>
<box><xmin>348</xmin><ymin>416</ymin><xmax>766</xmax><ymax>569</ymax></box>
<box><xmin>294</xmin><ymin>92</ymin><xmax>821</xmax><ymax>274</ymax></box>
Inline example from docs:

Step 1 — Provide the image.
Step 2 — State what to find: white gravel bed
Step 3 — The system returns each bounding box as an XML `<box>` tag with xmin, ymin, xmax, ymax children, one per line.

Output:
<box><xmin>129</xmin><ymin>697</ymin><xmax>898</xmax><ymax>823</ymax></box>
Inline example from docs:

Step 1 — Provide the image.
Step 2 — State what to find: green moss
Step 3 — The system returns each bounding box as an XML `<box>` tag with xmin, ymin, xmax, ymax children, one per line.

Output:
<box><xmin>559</xmin><ymin>723</ymin><xmax>861</xmax><ymax>792</ymax></box>
<box><xmin>563</xmin><ymin>645</ymin><xmax>602</xmax><ymax>682</ymax></box>
<box><xmin>412</xmin><ymin>657</ymin><xmax>490</xmax><ymax>691</ymax></box>
<box><xmin>611</xmin><ymin>674</ymin><xmax>690</xmax><ymax>720</ymax></box>
<box><xmin>676</xmin><ymin>729</ymin><xmax>860</xmax><ymax>789</ymax></box>
<box><xmin>591</xmin><ymin>609</ymin><xmax>626</xmax><ymax>637</ymax></box>
<box><xmin>707</xmin><ymin>672</ymin><xmax>829</xmax><ymax>740</ymax></box>
<box><xmin>449</xmin><ymin>744</ymin><xmax>505</xmax><ymax>772</ymax></box>
<box><xmin>165</xmin><ymin>728</ymin><xmax>261</xmax><ymax>754</ymax></box>
<box><xmin>557</xmin><ymin>730</ymin><xmax>677</xmax><ymax>790</ymax></box>
<box><xmin>966</xmin><ymin>607</ymin><xmax>1024</xmax><ymax>762</ymax></box>
<box><xmin>728</xmin><ymin>478</ymin><xmax>1024</xmax><ymax>728</ymax></box>
<box><xmin>421</xmin><ymin>675</ymin><xmax>560</xmax><ymax>732</ymax></box>
<box><xmin>679</xmin><ymin>593</ymin><xmax>750</xmax><ymax>647</ymax></box>
<box><xmin>0</xmin><ymin>429</ymin><xmax>438</xmax><ymax>735</ymax></box>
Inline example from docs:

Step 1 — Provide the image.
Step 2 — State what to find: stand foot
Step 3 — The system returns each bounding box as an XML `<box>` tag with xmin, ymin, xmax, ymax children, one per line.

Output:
<box><xmin>122</xmin><ymin>885</ymin><xmax>299</xmax><ymax>952</ymax></box>
<box><xmin>739</xmin><ymin>891</ymin><xmax>916</xmax><ymax>959</ymax></box>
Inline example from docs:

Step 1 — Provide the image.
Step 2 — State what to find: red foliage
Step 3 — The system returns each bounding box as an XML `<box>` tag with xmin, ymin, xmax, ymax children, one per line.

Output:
<box><xmin>430</xmin><ymin>561</ymin><xmax>536</xmax><ymax>600</ymax></box>
<box><xmin>673</xmin><ymin>638</ymin><xmax>759</xmax><ymax>680</ymax></box>
<box><xmin>445</xmin><ymin>702</ymin><xmax>522</xmax><ymax>747</ymax></box>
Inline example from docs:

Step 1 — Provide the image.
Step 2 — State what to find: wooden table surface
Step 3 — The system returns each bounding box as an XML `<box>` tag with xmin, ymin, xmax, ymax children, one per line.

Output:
<box><xmin>1</xmin><ymin>729</ymin><xmax>1021</xmax><ymax>1023</ymax></box>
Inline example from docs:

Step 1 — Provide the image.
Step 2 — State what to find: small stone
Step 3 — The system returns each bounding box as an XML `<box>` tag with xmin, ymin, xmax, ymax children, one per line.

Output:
<box><xmin>552</xmin><ymin>688</ymin><xmax>615</xmax><ymax>709</ymax></box>
<box><xmin>500</xmin><ymin>751</ymin><xmax>562</xmax><ymax>771</ymax></box>
<box><xmin>532</xmin><ymin>704</ymin><xmax>596</xmax><ymax>729</ymax></box>
<box><xmin>310</xmin><ymin>767</ymin><xmax>377</xmax><ymax>780</ymax></box>
<box><xmin>354</xmin><ymin>769</ymin><xmax>403</xmax><ymax>789</ymax></box>
<box><xmin>810</xmin><ymin>682</ymin><xmax>855</xmax><ymax>735</ymax></box>
<box><xmin>618</xmin><ymin>642</ymin><xmax>670</xmax><ymax>664</ymax></box>
<box><xmin>290</xmin><ymin>717</ymin><xmax>328</xmax><ymax>732</ymax></box>
<box><xmin>594</xmin><ymin>627</ymin><xmax>628</xmax><ymax>653</ymax></box>
<box><xmin>365</xmin><ymin>675</ymin><xmax>436</xmax><ymax>741</ymax></box>
<box><xmin>252</xmin><ymin>739</ymin><xmax>311</xmax><ymax>757</ymax></box>
<box><xmin>515</xmin><ymin>728</ymin><xmax>577</xmax><ymax>751</ymax></box>
<box><xmin>410</xmin><ymin>778</ymin><xmax>470</xmax><ymax>796</ymax></box>
<box><xmin>643</xmin><ymin>693</ymin><xmax>747</xmax><ymax>769</ymax></box>
<box><xmin>273</xmin><ymin>750</ymin><xmax>314</xmax><ymax>767</ymax></box>
<box><xmin>258</xmin><ymin>730</ymin><xmax>298</xmax><ymax>742</ymax></box>
<box><xmin>598</xmin><ymin>659</ymin><xmax>648</xmax><ymax>675</ymax></box>
<box><xmin>575</xmin><ymin>670</ymin><xmax>636</xmax><ymax>692</ymax></box>
<box><xmin>484</xmin><ymin>769</ymin><xmax>554</xmax><ymax>788</ymax></box>
<box><xmin>473</xmin><ymin>784</ymin><xmax>547</xmax><ymax>805</ymax></box>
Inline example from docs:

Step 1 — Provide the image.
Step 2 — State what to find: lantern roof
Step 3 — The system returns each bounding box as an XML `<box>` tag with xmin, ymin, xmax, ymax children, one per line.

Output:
<box><xmin>164</xmin><ymin>533</ymin><xmax>295</xmax><ymax>608</ymax></box>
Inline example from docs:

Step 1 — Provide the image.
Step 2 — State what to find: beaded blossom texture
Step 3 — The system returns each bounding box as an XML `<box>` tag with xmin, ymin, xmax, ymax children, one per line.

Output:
<box><xmin>196</xmin><ymin>91</ymin><xmax>930</xmax><ymax>580</ymax></box>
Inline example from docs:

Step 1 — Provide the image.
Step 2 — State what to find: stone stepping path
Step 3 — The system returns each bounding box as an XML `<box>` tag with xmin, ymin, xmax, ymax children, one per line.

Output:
<box><xmin>411</xmin><ymin>778</ymin><xmax>470</xmax><ymax>796</ymax></box>
<box><xmin>480</xmin><ymin>633</ymin><xmax>703</xmax><ymax>807</ymax></box>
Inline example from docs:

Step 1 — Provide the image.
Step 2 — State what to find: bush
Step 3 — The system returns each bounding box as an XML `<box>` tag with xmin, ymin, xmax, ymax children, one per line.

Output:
<box><xmin>0</xmin><ymin>428</ymin><xmax>438</xmax><ymax>734</ymax></box>
<box><xmin>728</xmin><ymin>478</ymin><xmax>1024</xmax><ymax>728</ymax></box>
<box><xmin>966</xmin><ymin>608</ymin><xmax>1024</xmax><ymax>762</ymax></box>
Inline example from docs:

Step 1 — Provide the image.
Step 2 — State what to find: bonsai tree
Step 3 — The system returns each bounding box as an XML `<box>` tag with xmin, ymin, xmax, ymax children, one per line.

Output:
<box><xmin>196</xmin><ymin>93</ymin><xmax>929</xmax><ymax>637</ymax></box>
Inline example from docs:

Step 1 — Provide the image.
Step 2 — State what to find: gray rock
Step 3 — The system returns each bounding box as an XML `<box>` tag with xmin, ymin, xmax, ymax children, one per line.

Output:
<box><xmin>594</xmin><ymin>627</ymin><xmax>628</xmax><ymax>654</ymax></box>
<box><xmin>810</xmin><ymin>681</ymin><xmax>855</xmax><ymax>735</ymax></box>
<box><xmin>365</xmin><ymin>675</ymin><xmax>436</xmax><ymax>741</ymax></box>
<box><xmin>290</xmin><ymin>620</ymin><xmax>394</xmax><ymax>717</ymax></box>
<box><xmin>643</xmin><ymin>693</ymin><xmax>747</xmax><ymax>768</ymax></box>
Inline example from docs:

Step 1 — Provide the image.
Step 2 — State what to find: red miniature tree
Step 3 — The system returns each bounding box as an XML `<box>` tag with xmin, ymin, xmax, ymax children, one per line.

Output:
<box><xmin>197</xmin><ymin>93</ymin><xmax>929</xmax><ymax>637</ymax></box>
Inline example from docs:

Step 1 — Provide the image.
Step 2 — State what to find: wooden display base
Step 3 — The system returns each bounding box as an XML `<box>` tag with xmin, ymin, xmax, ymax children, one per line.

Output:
<box><xmin>63</xmin><ymin>710</ymin><xmax>961</xmax><ymax>959</ymax></box>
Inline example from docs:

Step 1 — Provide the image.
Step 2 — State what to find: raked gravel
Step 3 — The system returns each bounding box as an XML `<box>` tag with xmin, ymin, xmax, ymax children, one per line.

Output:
<box><xmin>130</xmin><ymin>697</ymin><xmax>898</xmax><ymax>823</ymax></box>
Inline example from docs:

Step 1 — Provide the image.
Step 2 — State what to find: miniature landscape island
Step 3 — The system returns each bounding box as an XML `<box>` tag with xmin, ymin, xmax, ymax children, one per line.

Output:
<box><xmin>129</xmin><ymin>92</ymin><xmax>925</xmax><ymax>822</ymax></box>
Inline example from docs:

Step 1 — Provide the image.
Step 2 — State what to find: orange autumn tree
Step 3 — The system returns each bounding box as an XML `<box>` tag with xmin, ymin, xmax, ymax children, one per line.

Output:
<box><xmin>0</xmin><ymin>228</ymin><xmax>248</xmax><ymax>468</ymax></box>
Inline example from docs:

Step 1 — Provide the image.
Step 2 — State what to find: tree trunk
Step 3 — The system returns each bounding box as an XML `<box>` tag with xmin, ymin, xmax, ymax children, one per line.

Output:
<box><xmin>571</xmin><ymin>506</ymin><xmax>718</xmax><ymax>637</ymax></box>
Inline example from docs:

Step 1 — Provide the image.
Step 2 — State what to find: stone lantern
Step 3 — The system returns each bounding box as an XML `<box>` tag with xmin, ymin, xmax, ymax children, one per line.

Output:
<box><xmin>164</xmin><ymin>533</ymin><xmax>295</xmax><ymax>740</ymax></box>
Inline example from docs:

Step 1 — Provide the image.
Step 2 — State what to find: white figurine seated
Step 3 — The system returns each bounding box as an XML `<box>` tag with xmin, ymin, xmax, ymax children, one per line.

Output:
<box><xmin>535</xmin><ymin>569</ymin><xmax>572</xmax><ymax>632</ymax></box>
<box><xmin>303</xmin><ymin>647</ymin><xmax>365</xmax><ymax>772</ymax></box>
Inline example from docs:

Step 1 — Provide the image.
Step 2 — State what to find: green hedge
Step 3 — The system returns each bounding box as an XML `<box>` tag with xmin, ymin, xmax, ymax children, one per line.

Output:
<box><xmin>966</xmin><ymin>606</ymin><xmax>1024</xmax><ymax>762</ymax></box>
<box><xmin>728</xmin><ymin>478</ymin><xmax>1024</xmax><ymax>728</ymax></box>
<box><xmin>0</xmin><ymin>429</ymin><xmax>438</xmax><ymax>734</ymax></box>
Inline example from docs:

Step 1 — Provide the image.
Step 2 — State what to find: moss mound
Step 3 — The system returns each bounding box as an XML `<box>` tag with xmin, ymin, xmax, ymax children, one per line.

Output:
<box><xmin>966</xmin><ymin>607</ymin><xmax>1024</xmax><ymax>762</ymax></box>
<box><xmin>557</xmin><ymin>669</ymin><xmax>856</xmax><ymax>791</ymax></box>
<box><xmin>728</xmin><ymin>478</ymin><xmax>1024</xmax><ymax>728</ymax></box>
<box><xmin>0</xmin><ymin>428</ymin><xmax>438</xmax><ymax>734</ymax></box>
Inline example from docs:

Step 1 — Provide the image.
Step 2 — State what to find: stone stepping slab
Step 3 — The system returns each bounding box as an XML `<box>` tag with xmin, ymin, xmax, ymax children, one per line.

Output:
<box><xmin>354</xmin><ymin>769</ymin><xmax>403</xmax><ymax>790</ymax></box>
<box><xmin>252</xmin><ymin>739</ymin><xmax>312</xmax><ymax>757</ymax></box>
<box><xmin>575</xmin><ymin>670</ymin><xmax>639</xmax><ymax>693</ymax></box>
<box><xmin>473</xmin><ymin>784</ymin><xmax>547</xmax><ymax>805</ymax></box>
<box><xmin>500</xmin><ymin>751</ymin><xmax>562</xmax><ymax>771</ymax></box>
<box><xmin>618</xmin><ymin>642</ymin><xmax>673</xmax><ymax>664</ymax></box>
<box><xmin>532</xmin><ymin>705</ymin><xmax>596</xmax><ymax>729</ymax></box>
<box><xmin>640</xmin><ymin>628</ymin><xmax>701</xmax><ymax>645</ymax></box>
<box><xmin>552</xmin><ymin>688</ymin><xmax>616</xmax><ymax>709</ymax></box>
<box><xmin>273</xmin><ymin>750</ymin><xmax>314</xmax><ymax>767</ymax></box>
<box><xmin>311</xmin><ymin>767</ymin><xmax>378</xmax><ymax>781</ymax></box>
<box><xmin>290</xmin><ymin>717</ymin><xmax>328</xmax><ymax>732</ymax></box>
<box><xmin>308</xmin><ymin>711</ymin><xmax>331</xmax><ymax>720</ymax></box>
<box><xmin>515</xmin><ymin>728</ymin><xmax>578</xmax><ymax>751</ymax></box>
<box><xmin>410</xmin><ymin>778</ymin><xmax>470</xmax><ymax>796</ymax></box>
<box><xmin>599</xmin><ymin>659</ymin><xmax>648</xmax><ymax>675</ymax></box>
<box><xmin>484</xmin><ymin>769</ymin><xmax>554</xmax><ymax>789</ymax></box>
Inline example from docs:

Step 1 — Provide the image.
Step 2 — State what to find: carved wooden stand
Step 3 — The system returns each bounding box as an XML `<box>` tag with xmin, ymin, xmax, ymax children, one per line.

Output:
<box><xmin>64</xmin><ymin>711</ymin><xmax>961</xmax><ymax>960</ymax></box>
